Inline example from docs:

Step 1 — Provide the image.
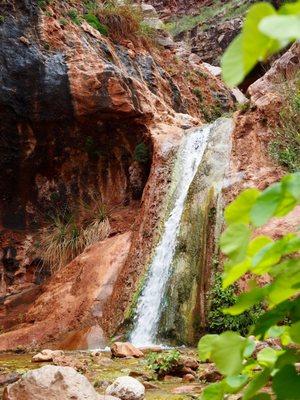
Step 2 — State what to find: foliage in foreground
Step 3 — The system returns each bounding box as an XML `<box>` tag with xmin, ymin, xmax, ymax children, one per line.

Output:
<box><xmin>221</xmin><ymin>1</ymin><xmax>300</xmax><ymax>86</ymax></box>
<box><xmin>269</xmin><ymin>74</ymin><xmax>300</xmax><ymax>172</ymax></box>
<box><xmin>198</xmin><ymin>173</ymin><xmax>300</xmax><ymax>400</ymax></box>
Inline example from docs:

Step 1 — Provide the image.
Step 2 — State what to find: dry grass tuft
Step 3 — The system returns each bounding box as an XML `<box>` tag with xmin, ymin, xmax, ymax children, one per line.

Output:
<box><xmin>269</xmin><ymin>73</ymin><xmax>300</xmax><ymax>172</ymax></box>
<box><xmin>37</xmin><ymin>192</ymin><xmax>111</xmax><ymax>273</ymax></box>
<box><xmin>97</xmin><ymin>0</ymin><xmax>155</xmax><ymax>45</ymax></box>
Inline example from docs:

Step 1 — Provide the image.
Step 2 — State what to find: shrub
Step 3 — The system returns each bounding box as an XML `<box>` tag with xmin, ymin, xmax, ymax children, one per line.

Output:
<box><xmin>0</xmin><ymin>15</ymin><xmax>5</xmax><ymax>24</ymax></box>
<box><xmin>146</xmin><ymin>350</ymin><xmax>180</xmax><ymax>377</ymax></box>
<box><xmin>134</xmin><ymin>142</ymin><xmax>150</xmax><ymax>163</ymax></box>
<box><xmin>269</xmin><ymin>75</ymin><xmax>300</xmax><ymax>172</ymax></box>
<box><xmin>207</xmin><ymin>273</ymin><xmax>263</xmax><ymax>335</ymax></box>
<box><xmin>38</xmin><ymin>193</ymin><xmax>110</xmax><ymax>272</ymax></box>
<box><xmin>84</xmin><ymin>13</ymin><xmax>108</xmax><ymax>35</ymax></box>
<box><xmin>68</xmin><ymin>9</ymin><xmax>81</xmax><ymax>25</ymax></box>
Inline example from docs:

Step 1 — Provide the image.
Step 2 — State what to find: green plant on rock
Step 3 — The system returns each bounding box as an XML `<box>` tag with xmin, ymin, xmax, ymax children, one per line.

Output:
<box><xmin>38</xmin><ymin>193</ymin><xmax>110</xmax><ymax>272</ymax></box>
<box><xmin>222</xmin><ymin>1</ymin><xmax>300</xmax><ymax>86</ymax></box>
<box><xmin>68</xmin><ymin>9</ymin><xmax>82</xmax><ymax>26</ymax></box>
<box><xmin>146</xmin><ymin>350</ymin><xmax>180</xmax><ymax>377</ymax></box>
<box><xmin>134</xmin><ymin>142</ymin><xmax>150</xmax><ymax>164</ymax></box>
<box><xmin>207</xmin><ymin>273</ymin><xmax>263</xmax><ymax>336</ymax></box>
<box><xmin>84</xmin><ymin>13</ymin><xmax>108</xmax><ymax>35</ymax></box>
<box><xmin>198</xmin><ymin>173</ymin><xmax>300</xmax><ymax>400</ymax></box>
<box><xmin>269</xmin><ymin>75</ymin><xmax>300</xmax><ymax>172</ymax></box>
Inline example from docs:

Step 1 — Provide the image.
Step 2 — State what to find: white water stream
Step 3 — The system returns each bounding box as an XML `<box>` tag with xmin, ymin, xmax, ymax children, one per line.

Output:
<box><xmin>130</xmin><ymin>125</ymin><xmax>211</xmax><ymax>346</ymax></box>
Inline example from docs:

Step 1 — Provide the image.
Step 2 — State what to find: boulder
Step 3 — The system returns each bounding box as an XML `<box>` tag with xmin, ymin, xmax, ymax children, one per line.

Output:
<box><xmin>3</xmin><ymin>365</ymin><xmax>110</xmax><ymax>400</ymax></box>
<box><xmin>106</xmin><ymin>376</ymin><xmax>145</xmax><ymax>400</ymax></box>
<box><xmin>111</xmin><ymin>342</ymin><xmax>144</xmax><ymax>358</ymax></box>
<box><xmin>32</xmin><ymin>349</ymin><xmax>64</xmax><ymax>362</ymax></box>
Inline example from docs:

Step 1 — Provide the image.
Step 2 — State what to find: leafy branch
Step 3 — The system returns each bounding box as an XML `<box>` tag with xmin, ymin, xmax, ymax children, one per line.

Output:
<box><xmin>198</xmin><ymin>173</ymin><xmax>300</xmax><ymax>400</ymax></box>
<box><xmin>221</xmin><ymin>1</ymin><xmax>300</xmax><ymax>86</ymax></box>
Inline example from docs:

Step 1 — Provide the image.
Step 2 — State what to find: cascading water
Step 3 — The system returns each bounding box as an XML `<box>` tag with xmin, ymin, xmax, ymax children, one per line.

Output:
<box><xmin>130</xmin><ymin>125</ymin><xmax>211</xmax><ymax>347</ymax></box>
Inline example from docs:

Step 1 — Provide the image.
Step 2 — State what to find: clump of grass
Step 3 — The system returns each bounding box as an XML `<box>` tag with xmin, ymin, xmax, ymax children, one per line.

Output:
<box><xmin>38</xmin><ymin>193</ymin><xmax>111</xmax><ymax>273</ymax></box>
<box><xmin>0</xmin><ymin>15</ymin><xmax>5</xmax><ymax>24</ymax></box>
<box><xmin>37</xmin><ymin>0</ymin><xmax>52</xmax><ymax>10</ymax></box>
<box><xmin>269</xmin><ymin>75</ymin><xmax>300</xmax><ymax>172</ymax></box>
<box><xmin>84</xmin><ymin>13</ymin><xmax>108</xmax><ymax>35</ymax></box>
<box><xmin>68</xmin><ymin>8</ymin><xmax>82</xmax><ymax>25</ymax></box>
<box><xmin>96</xmin><ymin>0</ymin><xmax>155</xmax><ymax>45</ymax></box>
<box><xmin>59</xmin><ymin>17</ymin><xmax>68</xmax><ymax>26</ymax></box>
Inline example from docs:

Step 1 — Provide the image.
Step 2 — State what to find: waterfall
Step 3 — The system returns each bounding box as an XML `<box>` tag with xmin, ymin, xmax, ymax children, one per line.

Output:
<box><xmin>130</xmin><ymin>124</ymin><xmax>211</xmax><ymax>347</ymax></box>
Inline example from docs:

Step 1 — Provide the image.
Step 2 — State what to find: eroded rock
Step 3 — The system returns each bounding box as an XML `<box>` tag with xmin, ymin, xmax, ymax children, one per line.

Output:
<box><xmin>106</xmin><ymin>376</ymin><xmax>145</xmax><ymax>400</ymax></box>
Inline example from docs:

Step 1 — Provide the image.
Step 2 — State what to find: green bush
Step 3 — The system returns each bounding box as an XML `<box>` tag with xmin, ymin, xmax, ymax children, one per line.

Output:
<box><xmin>68</xmin><ymin>9</ymin><xmax>81</xmax><ymax>25</ymax></box>
<box><xmin>84</xmin><ymin>13</ymin><xmax>108</xmax><ymax>35</ymax></box>
<box><xmin>146</xmin><ymin>350</ymin><xmax>180</xmax><ymax>377</ymax></box>
<box><xmin>134</xmin><ymin>142</ymin><xmax>150</xmax><ymax>163</ymax></box>
<box><xmin>207</xmin><ymin>273</ymin><xmax>263</xmax><ymax>335</ymax></box>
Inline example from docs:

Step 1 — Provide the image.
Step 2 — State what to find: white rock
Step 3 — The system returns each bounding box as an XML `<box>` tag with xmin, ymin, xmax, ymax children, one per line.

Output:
<box><xmin>32</xmin><ymin>349</ymin><xmax>64</xmax><ymax>362</ymax></box>
<box><xmin>106</xmin><ymin>376</ymin><xmax>145</xmax><ymax>400</ymax></box>
<box><xmin>3</xmin><ymin>365</ymin><xmax>109</xmax><ymax>400</ymax></box>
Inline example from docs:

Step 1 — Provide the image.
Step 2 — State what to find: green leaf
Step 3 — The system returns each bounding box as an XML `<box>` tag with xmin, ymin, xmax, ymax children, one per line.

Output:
<box><xmin>223</xmin><ymin>286</ymin><xmax>267</xmax><ymax>315</ymax></box>
<box><xmin>244</xmin><ymin>338</ymin><xmax>256</xmax><ymax>358</ymax></box>
<box><xmin>279</xmin><ymin>2</ymin><xmax>300</xmax><ymax>15</ymax></box>
<box><xmin>253</xmin><ymin>298</ymin><xmax>300</xmax><ymax>338</ymax></box>
<box><xmin>266</xmin><ymin>325</ymin><xmax>286</xmax><ymax>338</ymax></box>
<box><xmin>257</xmin><ymin>347</ymin><xmax>280</xmax><ymax>367</ymax></box>
<box><xmin>220</xmin><ymin>224</ymin><xmax>250</xmax><ymax>263</ymax></box>
<box><xmin>211</xmin><ymin>332</ymin><xmax>247</xmax><ymax>376</ymax></box>
<box><xmin>243</xmin><ymin>2</ymin><xmax>277</xmax><ymax>72</ymax></box>
<box><xmin>198</xmin><ymin>334</ymin><xmax>219</xmax><ymax>361</ymax></box>
<box><xmin>275</xmin><ymin>349</ymin><xmax>299</xmax><ymax>369</ymax></box>
<box><xmin>221</xmin><ymin>33</ymin><xmax>245</xmax><ymax>87</ymax></box>
<box><xmin>225</xmin><ymin>188</ymin><xmax>260</xmax><ymax>225</ymax></box>
<box><xmin>223</xmin><ymin>259</ymin><xmax>250</xmax><ymax>288</ymax></box>
<box><xmin>289</xmin><ymin>321</ymin><xmax>300</xmax><ymax>344</ymax></box>
<box><xmin>282</xmin><ymin>173</ymin><xmax>300</xmax><ymax>201</ymax></box>
<box><xmin>224</xmin><ymin>375</ymin><xmax>248</xmax><ymax>393</ymax></box>
<box><xmin>250</xmin><ymin>183</ymin><xmax>282</xmax><ymax>227</ymax></box>
<box><xmin>247</xmin><ymin>236</ymin><xmax>273</xmax><ymax>256</ymax></box>
<box><xmin>260</xmin><ymin>15</ymin><xmax>300</xmax><ymax>40</ymax></box>
<box><xmin>272</xmin><ymin>365</ymin><xmax>300</xmax><ymax>399</ymax></box>
<box><xmin>200</xmin><ymin>382</ymin><xmax>224</xmax><ymax>400</ymax></box>
<box><xmin>243</xmin><ymin>368</ymin><xmax>271</xmax><ymax>400</ymax></box>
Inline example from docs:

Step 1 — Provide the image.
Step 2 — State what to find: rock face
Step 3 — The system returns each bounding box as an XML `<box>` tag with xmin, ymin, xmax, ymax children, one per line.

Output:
<box><xmin>0</xmin><ymin>233</ymin><xmax>131</xmax><ymax>350</ymax></box>
<box><xmin>106</xmin><ymin>376</ymin><xmax>145</xmax><ymax>400</ymax></box>
<box><xmin>111</xmin><ymin>342</ymin><xmax>144</xmax><ymax>358</ymax></box>
<box><xmin>3</xmin><ymin>365</ymin><xmax>107</xmax><ymax>400</ymax></box>
<box><xmin>0</xmin><ymin>0</ymin><xmax>234</xmax><ymax>349</ymax></box>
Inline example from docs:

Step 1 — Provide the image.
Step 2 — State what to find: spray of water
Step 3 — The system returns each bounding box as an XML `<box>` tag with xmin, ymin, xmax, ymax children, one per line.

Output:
<box><xmin>130</xmin><ymin>126</ymin><xmax>211</xmax><ymax>346</ymax></box>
